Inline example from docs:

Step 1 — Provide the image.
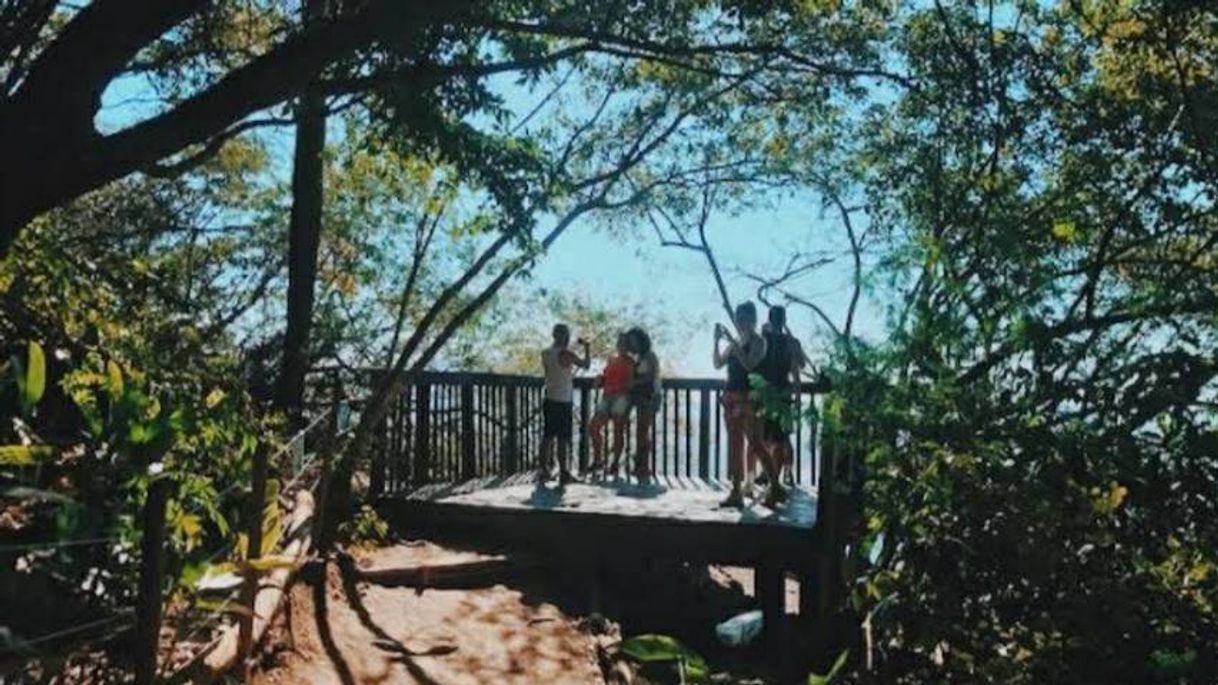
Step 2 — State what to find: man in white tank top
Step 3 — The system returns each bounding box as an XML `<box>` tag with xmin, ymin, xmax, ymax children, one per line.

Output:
<box><xmin>540</xmin><ymin>323</ymin><xmax>589</xmax><ymax>483</ymax></box>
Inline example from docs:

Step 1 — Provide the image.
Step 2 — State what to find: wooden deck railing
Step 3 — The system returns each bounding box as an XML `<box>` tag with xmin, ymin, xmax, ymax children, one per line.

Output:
<box><xmin>342</xmin><ymin>370</ymin><xmax>829</xmax><ymax>494</ymax></box>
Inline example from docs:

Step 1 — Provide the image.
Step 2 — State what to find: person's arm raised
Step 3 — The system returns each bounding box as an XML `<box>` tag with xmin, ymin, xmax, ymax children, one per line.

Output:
<box><xmin>734</xmin><ymin>333</ymin><xmax>767</xmax><ymax>370</ymax></box>
<box><xmin>712</xmin><ymin>325</ymin><xmax>733</xmax><ymax>369</ymax></box>
<box><xmin>560</xmin><ymin>342</ymin><xmax>592</xmax><ymax>370</ymax></box>
<box><xmin>577</xmin><ymin>340</ymin><xmax>592</xmax><ymax>369</ymax></box>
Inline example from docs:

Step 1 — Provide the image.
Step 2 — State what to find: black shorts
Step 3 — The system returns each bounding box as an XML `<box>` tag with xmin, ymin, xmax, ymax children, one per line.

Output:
<box><xmin>631</xmin><ymin>389</ymin><xmax>660</xmax><ymax>415</ymax></box>
<box><xmin>543</xmin><ymin>399</ymin><xmax>573</xmax><ymax>439</ymax></box>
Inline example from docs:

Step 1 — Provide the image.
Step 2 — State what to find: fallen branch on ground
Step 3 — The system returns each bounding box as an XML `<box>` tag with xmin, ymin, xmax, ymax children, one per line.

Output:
<box><xmin>167</xmin><ymin>490</ymin><xmax>314</xmax><ymax>685</ymax></box>
<box><xmin>345</xmin><ymin>556</ymin><xmax>539</xmax><ymax>593</ymax></box>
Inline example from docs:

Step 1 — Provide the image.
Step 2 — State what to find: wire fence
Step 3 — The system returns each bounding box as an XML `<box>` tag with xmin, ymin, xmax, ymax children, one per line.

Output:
<box><xmin>1</xmin><ymin>397</ymin><xmax>347</xmax><ymax>678</ymax></box>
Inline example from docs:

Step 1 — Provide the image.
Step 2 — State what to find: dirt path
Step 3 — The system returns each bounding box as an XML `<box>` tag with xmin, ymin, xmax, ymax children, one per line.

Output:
<box><xmin>254</xmin><ymin>543</ymin><xmax>604</xmax><ymax>685</ymax></box>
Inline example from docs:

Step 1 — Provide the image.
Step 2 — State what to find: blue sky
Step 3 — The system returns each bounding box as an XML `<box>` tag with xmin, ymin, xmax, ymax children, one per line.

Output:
<box><xmin>98</xmin><ymin>66</ymin><xmax>887</xmax><ymax>378</ymax></box>
<box><xmin>531</xmin><ymin>199</ymin><xmax>884</xmax><ymax>375</ymax></box>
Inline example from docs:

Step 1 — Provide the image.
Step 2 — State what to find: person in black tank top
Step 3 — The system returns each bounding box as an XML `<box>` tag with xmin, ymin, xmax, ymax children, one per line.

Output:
<box><xmin>713</xmin><ymin>301</ymin><xmax>767</xmax><ymax>508</ymax></box>
<box><xmin>756</xmin><ymin>306</ymin><xmax>806</xmax><ymax>503</ymax></box>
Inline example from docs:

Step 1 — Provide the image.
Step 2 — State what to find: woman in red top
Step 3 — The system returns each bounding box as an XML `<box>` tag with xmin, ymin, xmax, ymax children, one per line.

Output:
<box><xmin>588</xmin><ymin>333</ymin><xmax>635</xmax><ymax>477</ymax></box>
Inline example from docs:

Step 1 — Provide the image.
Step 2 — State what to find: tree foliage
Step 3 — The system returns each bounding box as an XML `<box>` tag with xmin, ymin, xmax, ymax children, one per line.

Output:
<box><xmin>3</xmin><ymin>0</ymin><xmax>1216</xmax><ymax>682</ymax></box>
<box><xmin>770</xmin><ymin>1</ymin><xmax>1218</xmax><ymax>682</ymax></box>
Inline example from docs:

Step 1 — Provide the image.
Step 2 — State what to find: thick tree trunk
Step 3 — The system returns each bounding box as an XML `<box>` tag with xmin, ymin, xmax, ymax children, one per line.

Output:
<box><xmin>0</xmin><ymin>1</ymin><xmax>470</xmax><ymax>258</ymax></box>
<box><xmin>273</xmin><ymin>0</ymin><xmax>329</xmax><ymax>425</ymax></box>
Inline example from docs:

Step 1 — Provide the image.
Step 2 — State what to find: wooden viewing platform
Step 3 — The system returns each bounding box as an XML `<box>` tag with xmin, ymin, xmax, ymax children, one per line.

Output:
<box><xmin>346</xmin><ymin>370</ymin><xmax>843</xmax><ymax>649</ymax></box>
<box><xmin>382</xmin><ymin>473</ymin><xmax>820</xmax><ymax>565</ymax></box>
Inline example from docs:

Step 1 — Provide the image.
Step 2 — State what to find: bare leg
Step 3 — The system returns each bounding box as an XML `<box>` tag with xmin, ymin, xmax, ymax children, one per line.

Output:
<box><xmin>779</xmin><ymin>438</ymin><xmax>795</xmax><ymax>486</ymax></box>
<box><xmin>634</xmin><ymin>411</ymin><xmax>653</xmax><ymax>482</ymax></box>
<box><xmin>589</xmin><ymin>413</ymin><xmax>609</xmax><ymax>471</ymax></box>
<box><xmin>538</xmin><ymin>437</ymin><xmax>554</xmax><ymax>481</ymax></box>
<box><xmin>609</xmin><ymin>419</ymin><xmax>626</xmax><ymax>475</ymax></box>
<box><xmin>558</xmin><ymin>439</ymin><xmax>573</xmax><ymax>483</ymax></box>
<box><xmin>745</xmin><ymin>430</ymin><xmax>759</xmax><ymax>488</ymax></box>
<box><xmin>722</xmin><ymin>394</ymin><xmax>746</xmax><ymax>507</ymax></box>
<box><xmin>742</xmin><ymin>411</ymin><xmax>764</xmax><ymax>497</ymax></box>
<box><xmin>761</xmin><ymin>438</ymin><xmax>789</xmax><ymax>507</ymax></box>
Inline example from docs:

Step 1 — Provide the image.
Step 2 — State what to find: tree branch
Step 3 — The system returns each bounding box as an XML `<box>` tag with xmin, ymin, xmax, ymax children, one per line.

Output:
<box><xmin>143</xmin><ymin>117</ymin><xmax>292</xmax><ymax>178</ymax></box>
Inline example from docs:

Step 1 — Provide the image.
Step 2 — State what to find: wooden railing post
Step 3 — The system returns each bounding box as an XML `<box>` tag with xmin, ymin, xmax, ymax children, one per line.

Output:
<box><xmin>461</xmin><ymin>382</ymin><xmax>476</xmax><ymax>480</ymax></box>
<box><xmin>578</xmin><ymin>383</ymin><xmax>590</xmax><ymax>472</ymax></box>
<box><xmin>237</xmin><ymin>442</ymin><xmax>269</xmax><ymax>672</ymax></box>
<box><xmin>311</xmin><ymin>378</ymin><xmax>340</xmax><ymax>550</ymax></box>
<box><xmin>413</xmin><ymin>380</ymin><xmax>431</xmax><ymax>485</ymax></box>
<box><xmin>813</xmin><ymin>420</ymin><xmax>841</xmax><ymax>617</ymax></box>
<box><xmin>134</xmin><ymin>468</ymin><xmax>170</xmax><ymax>685</ymax></box>
<box><xmin>368</xmin><ymin>370</ymin><xmax>386</xmax><ymax>497</ymax></box>
<box><xmin>505</xmin><ymin>386</ymin><xmax>519</xmax><ymax>473</ymax></box>
<box><xmin>698</xmin><ymin>388</ymin><xmax>711</xmax><ymax>479</ymax></box>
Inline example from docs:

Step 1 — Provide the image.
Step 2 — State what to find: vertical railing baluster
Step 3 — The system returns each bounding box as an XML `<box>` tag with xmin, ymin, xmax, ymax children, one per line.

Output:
<box><xmin>651</xmin><ymin>388</ymin><xmax>659</xmax><ymax>476</ymax></box>
<box><xmin>505</xmin><ymin>385</ymin><xmax>519</xmax><ymax>474</ymax></box>
<box><xmin>578</xmin><ymin>382</ymin><xmax>590</xmax><ymax>473</ymax></box>
<box><xmin>698</xmin><ymin>388</ymin><xmax>710</xmax><ymax>480</ymax></box>
<box><xmin>369</xmin><ymin>370</ymin><xmax>386</xmax><ymax>497</ymax></box>
<box><xmin>714</xmin><ymin>389</ymin><xmax>722</xmax><ymax>480</ymax></box>
<box><xmin>461</xmin><ymin>382</ymin><xmax>475</xmax><ymax>481</ymax></box>
<box><xmin>660</xmin><ymin>387</ymin><xmax>669</xmax><ymax>476</ymax></box>
<box><xmin>684</xmin><ymin>388</ymin><xmax>692</xmax><ymax>477</ymax></box>
<box><xmin>481</xmin><ymin>383</ymin><xmax>488</xmax><ymax>477</ymax></box>
<box><xmin>413</xmin><ymin>379</ymin><xmax>431</xmax><ymax>486</ymax></box>
<box><xmin>449</xmin><ymin>385</ymin><xmax>456</xmax><ymax>479</ymax></box>
<box><xmin>672</xmin><ymin>388</ymin><xmax>680</xmax><ymax>477</ymax></box>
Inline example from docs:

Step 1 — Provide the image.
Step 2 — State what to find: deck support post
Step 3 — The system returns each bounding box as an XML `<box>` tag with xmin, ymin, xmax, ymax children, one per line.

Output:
<box><xmin>413</xmin><ymin>380</ymin><xmax>431</xmax><ymax>486</ymax></box>
<box><xmin>368</xmin><ymin>370</ymin><xmax>386</xmax><ymax>497</ymax></box>
<box><xmin>814</xmin><ymin>424</ymin><xmax>844</xmax><ymax>617</ymax></box>
<box><xmin>698</xmin><ymin>389</ymin><xmax>711</xmax><ymax>479</ymax></box>
<box><xmin>461</xmin><ymin>383</ymin><xmax>476</xmax><ymax>480</ymax></box>
<box><xmin>505</xmin><ymin>386</ymin><xmax>519</xmax><ymax>474</ymax></box>
<box><xmin>587</xmin><ymin>555</ymin><xmax>606</xmax><ymax>616</ymax></box>
<box><xmin>757</xmin><ymin>558</ymin><xmax>785</xmax><ymax>654</ymax></box>
<box><xmin>578</xmin><ymin>384</ymin><xmax>590</xmax><ymax>472</ymax></box>
<box><xmin>134</xmin><ymin>473</ymin><xmax>169</xmax><ymax>685</ymax></box>
<box><xmin>799</xmin><ymin>570</ymin><xmax>819</xmax><ymax>618</ymax></box>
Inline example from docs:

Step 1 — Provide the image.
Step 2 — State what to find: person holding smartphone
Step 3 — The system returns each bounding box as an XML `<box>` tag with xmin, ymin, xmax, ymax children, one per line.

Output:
<box><xmin>713</xmin><ymin>302</ymin><xmax>767</xmax><ymax>508</ymax></box>
<box><xmin>540</xmin><ymin>323</ymin><xmax>590</xmax><ymax>484</ymax></box>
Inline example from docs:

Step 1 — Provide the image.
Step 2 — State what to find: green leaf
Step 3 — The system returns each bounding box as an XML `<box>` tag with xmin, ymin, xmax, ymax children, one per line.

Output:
<box><xmin>106</xmin><ymin>360</ymin><xmax>124</xmax><ymax>402</ymax></box>
<box><xmin>809</xmin><ymin>649</ymin><xmax>850</xmax><ymax>685</ymax></box>
<box><xmin>0</xmin><ymin>444</ymin><xmax>56</xmax><ymax>466</ymax></box>
<box><xmin>178</xmin><ymin>513</ymin><xmax>203</xmax><ymax>539</ymax></box>
<box><xmin>205</xmin><ymin>388</ymin><xmax>226</xmax><ymax>408</ymax></box>
<box><xmin>1051</xmin><ymin>220</ymin><xmax>1078</xmax><ymax>244</ymax></box>
<box><xmin>620</xmin><ymin>634</ymin><xmax>709</xmax><ymax>682</ymax></box>
<box><xmin>20</xmin><ymin>342</ymin><xmax>46</xmax><ymax>414</ymax></box>
<box><xmin>620</xmin><ymin>634</ymin><xmax>685</xmax><ymax>663</ymax></box>
<box><xmin>194</xmin><ymin>598</ymin><xmax>261</xmax><ymax>620</ymax></box>
<box><xmin>1149</xmin><ymin>648</ymin><xmax>1196</xmax><ymax>677</ymax></box>
<box><xmin>243</xmin><ymin>555</ymin><xmax>301</xmax><ymax>573</ymax></box>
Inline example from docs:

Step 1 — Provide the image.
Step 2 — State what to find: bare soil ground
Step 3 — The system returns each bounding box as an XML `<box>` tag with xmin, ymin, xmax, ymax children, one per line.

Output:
<box><xmin>253</xmin><ymin>540</ymin><xmax>819</xmax><ymax>685</ymax></box>
<box><xmin>254</xmin><ymin>542</ymin><xmax>604</xmax><ymax>685</ymax></box>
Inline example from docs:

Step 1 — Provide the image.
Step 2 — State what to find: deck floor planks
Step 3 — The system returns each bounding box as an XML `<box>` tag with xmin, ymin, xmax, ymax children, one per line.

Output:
<box><xmin>396</xmin><ymin>473</ymin><xmax>818</xmax><ymax>530</ymax></box>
